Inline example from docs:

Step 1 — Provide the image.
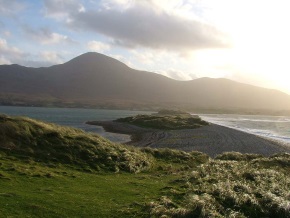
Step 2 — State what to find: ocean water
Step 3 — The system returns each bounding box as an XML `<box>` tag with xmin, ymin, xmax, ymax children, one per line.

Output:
<box><xmin>199</xmin><ymin>114</ymin><xmax>290</xmax><ymax>145</ymax></box>
<box><xmin>0</xmin><ymin>106</ymin><xmax>151</xmax><ymax>143</ymax></box>
<box><xmin>1</xmin><ymin>106</ymin><xmax>290</xmax><ymax>146</ymax></box>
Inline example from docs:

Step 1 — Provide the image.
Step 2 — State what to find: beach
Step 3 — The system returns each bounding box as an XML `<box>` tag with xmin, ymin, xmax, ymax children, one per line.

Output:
<box><xmin>87</xmin><ymin>120</ymin><xmax>290</xmax><ymax>157</ymax></box>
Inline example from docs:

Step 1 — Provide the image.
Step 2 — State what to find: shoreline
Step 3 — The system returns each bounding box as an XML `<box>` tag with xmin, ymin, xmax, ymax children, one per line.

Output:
<box><xmin>86</xmin><ymin>120</ymin><xmax>290</xmax><ymax>157</ymax></box>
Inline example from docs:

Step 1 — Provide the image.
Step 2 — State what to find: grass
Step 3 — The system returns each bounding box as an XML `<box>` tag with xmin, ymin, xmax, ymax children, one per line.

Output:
<box><xmin>148</xmin><ymin>152</ymin><xmax>290</xmax><ymax>218</ymax></box>
<box><xmin>0</xmin><ymin>148</ymin><xmax>205</xmax><ymax>217</ymax></box>
<box><xmin>0</xmin><ymin>114</ymin><xmax>152</xmax><ymax>173</ymax></box>
<box><xmin>116</xmin><ymin>110</ymin><xmax>209</xmax><ymax>130</ymax></box>
<box><xmin>0</xmin><ymin>154</ymin><xmax>180</xmax><ymax>217</ymax></box>
<box><xmin>0</xmin><ymin>114</ymin><xmax>289</xmax><ymax>217</ymax></box>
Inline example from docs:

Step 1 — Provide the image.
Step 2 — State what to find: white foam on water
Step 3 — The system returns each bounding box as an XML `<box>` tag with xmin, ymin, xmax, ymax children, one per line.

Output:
<box><xmin>199</xmin><ymin>114</ymin><xmax>290</xmax><ymax>146</ymax></box>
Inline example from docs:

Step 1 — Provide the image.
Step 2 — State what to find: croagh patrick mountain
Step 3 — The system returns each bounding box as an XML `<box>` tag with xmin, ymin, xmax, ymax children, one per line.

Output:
<box><xmin>1</xmin><ymin>52</ymin><xmax>290</xmax><ymax>113</ymax></box>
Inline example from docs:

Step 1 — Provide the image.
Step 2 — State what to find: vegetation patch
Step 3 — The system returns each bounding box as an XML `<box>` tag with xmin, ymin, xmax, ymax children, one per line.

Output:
<box><xmin>142</xmin><ymin>148</ymin><xmax>209</xmax><ymax>167</ymax></box>
<box><xmin>116</xmin><ymin>110</ymin><xmax>209</xmax><ymax>130</ymax></box>
<box><xmin>0</xmin><ymin>154</ymin><xmax>182</xmax><ymax>218</ymax></box>
<box><xmin>147</xmin><ymin>152</ymin><xmax>290</xmax><ymax>218</ymax></box>
<box><xmin>0</xmin><ymin>114</ymin><xmax>152</xmax><ymax>173</ymax></box>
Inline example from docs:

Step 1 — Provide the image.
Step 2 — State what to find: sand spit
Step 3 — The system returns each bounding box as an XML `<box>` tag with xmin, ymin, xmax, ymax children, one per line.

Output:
<box><xmin>87</xmin><ymin>121</ymin><xmax>290</xmax><ymax>157</ymax></box>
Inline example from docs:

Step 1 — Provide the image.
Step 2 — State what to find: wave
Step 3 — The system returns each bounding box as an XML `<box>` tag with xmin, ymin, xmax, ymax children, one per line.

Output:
<box><xmin>237</xmin><ymin>118</ymin><xmax>290</xmax><ymax>123</ymax></box>
<box><xmin>201</xmin><ymin>117</ymin><xmax>290</xmax><ymax>123</ymax></box>
<box><xmin>200</xmin><ymin>114</ymin><xmax>290</xmax><ymax>145</ymax></box>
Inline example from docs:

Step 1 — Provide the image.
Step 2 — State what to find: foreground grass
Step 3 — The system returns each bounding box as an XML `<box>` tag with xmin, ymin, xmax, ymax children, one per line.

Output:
<box><xmin>117</xmin><ymin>110</ymin><xmax>209</xmax><ymax>130</ymax></box>
<box><xmin>1</xmin><ymin>152</ymin><xmax>289</xmax><ymax>217</ymax></box>
<box><xmin>0</xmin><ymin>153</ymin><xmax>200</xmax><ymax>218</ymax></box>
<box><xmin>148</xmin><ymin>152</ymin><xmax>290</xmax><ymax>217</ymax></box>
<box><xmin>0</xmin><ymin>114</ymin><xmax>289</xmax><ymax>217</ymax></box>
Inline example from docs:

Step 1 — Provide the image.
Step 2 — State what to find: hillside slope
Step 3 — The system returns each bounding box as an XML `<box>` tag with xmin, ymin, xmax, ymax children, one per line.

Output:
<box><xmin>1</xmin><ymin>52</ymin><xmax>290</xmax><ymax>111</ymax></box>
<box><xmin>0</xmin><ymin>114</ymin><xmax>151</xmax><ymax>173</ymax></box>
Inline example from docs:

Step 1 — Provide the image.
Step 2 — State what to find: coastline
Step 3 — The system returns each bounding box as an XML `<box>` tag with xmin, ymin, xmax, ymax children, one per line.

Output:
<box><xmin>86</xmin><ymin>120</ymin><xmax>290</xmax><ymax>157</ymax></box>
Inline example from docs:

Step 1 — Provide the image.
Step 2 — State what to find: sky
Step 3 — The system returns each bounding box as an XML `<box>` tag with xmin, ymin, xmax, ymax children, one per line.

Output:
<box><xmin>1</xmin><ymin>0</ymin><xmax>290</xmax><ymax>94</ymax></box>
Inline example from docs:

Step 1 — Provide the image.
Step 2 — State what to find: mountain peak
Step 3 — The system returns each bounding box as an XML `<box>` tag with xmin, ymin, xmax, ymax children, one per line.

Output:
<box><xmin>65</xmin><ymin>52</ymin><xmax>128</xmax><ymax>69</ymax></box>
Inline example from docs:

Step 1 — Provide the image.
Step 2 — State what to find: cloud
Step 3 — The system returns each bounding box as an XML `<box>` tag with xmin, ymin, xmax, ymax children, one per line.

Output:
<box><xmin>43</xmin><ymin>0</ymin><xmax>85</xmax><ymax>19</ymax></box>
<box><xmin>67</xmin><ymin>1</ymin><xmax>230</xmax><ymax>52</ymax></box>
<box><xmin>22</xmin><ymin>26</ymin><xmax>74</xmax><ymax>45</ymax></box>
<box><xmin>0</xmin><ymin>37</ymin><xmax>29</xmax><ymax>65</ymax></box>
<box><xmin>14</xmin><ymin>51</ymin><xmax>64</xmax><ymax>67</ymax></box>
<box><xmin>0</xmin><ymin>37</ymin><xmax>65</xmax><ymax>67</ymax></box>
<box><xmin>0</xmin><ymin>0</ymin><xmax>26</xmax><ymax>16</ymax></box>
<box><xmin>108</xmin><ymin>54</ymin><xmax>133</xmax><ymax>67</ymax></box>
<box><xmin>130</xmin><ymin>50</ymin><xmax>155</xmax><ymax>65</ymax></box>
<box><xmin>0</xmin><ymin>38</ymin><xmax>24</xmax><ymax>58</ymax></box>
<box><xmin>40</xmin><ymin>51</ymin><xmax>63</xmax><ymax>63</ymax></box>
<box><xmin>0</xmin><ymin>56</ymin><xmax>11</xmax><ymax>65</ymax></box>
<box><xmin>87</xmin><ymin>40</ymin><xmax>110</xmax><ymax>52</ymax></box>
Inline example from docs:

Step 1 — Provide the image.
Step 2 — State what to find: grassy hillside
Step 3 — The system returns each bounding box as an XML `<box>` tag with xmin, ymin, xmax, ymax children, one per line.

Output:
<box><xmin>117</xmin><ymin>110</ymin><xmax>209</xmax><ymax>130</ymax></box>
<box><xmin>0</xmin><ymin>114</ymin><xmax>289</xmax><ymax>217</ymax></box>
<box><xmin>0</xmin><ymin>114</ymin><xmax>152</xmax><ymax>173</ymax></box>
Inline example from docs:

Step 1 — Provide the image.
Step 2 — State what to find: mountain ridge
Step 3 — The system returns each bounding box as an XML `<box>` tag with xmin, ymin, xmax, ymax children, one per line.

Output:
<box><xmin>1</xmin><ymin>52</ymin><xmax>290</xmax><ymax>113</ymax></box>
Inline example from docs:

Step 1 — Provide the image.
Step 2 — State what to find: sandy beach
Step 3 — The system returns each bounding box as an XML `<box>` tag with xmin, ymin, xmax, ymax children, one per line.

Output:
<box><xmin>87</xmin><ymin>121</ymin><xmax>290</xmax><ymax>157</ymax></box>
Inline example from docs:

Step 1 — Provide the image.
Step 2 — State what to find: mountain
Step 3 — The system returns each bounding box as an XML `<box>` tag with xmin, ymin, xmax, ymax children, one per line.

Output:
<box><xmin>1</xmin><ymin>52</ymin><xmax>290</xmax><ymax>113</ymax></box>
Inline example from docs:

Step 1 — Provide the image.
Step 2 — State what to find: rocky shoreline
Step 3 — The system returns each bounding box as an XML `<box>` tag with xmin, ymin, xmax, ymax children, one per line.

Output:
<box><xmin>86</xmin><ymin>120</ymin><xmax>290</xmax><ymax>157</ymax></box>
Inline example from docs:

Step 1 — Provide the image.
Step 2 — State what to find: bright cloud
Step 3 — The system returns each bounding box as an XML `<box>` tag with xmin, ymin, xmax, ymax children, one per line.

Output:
<box><xmin>68</xmin><ymin>0</ymin><xmax>230</xmax><ymax>52</ymax></box>
<box><xmin>87</xmin><ymin>41</ymin><xmax>110</xmax><ymax>53</ymax></box>
<box><xmin>0</xmin><ymin>38</ymin><xmax>24</xmax><ymax>58</ymax></box>
<box><xmin>0</xmin><ymin>56</ymin><xmax>11</xmax><ymax>65</ymax></box>
<box><xmin>40</xmin><ymin>51</ymin><xmax>63</xmax><ymax>64</ymax></box>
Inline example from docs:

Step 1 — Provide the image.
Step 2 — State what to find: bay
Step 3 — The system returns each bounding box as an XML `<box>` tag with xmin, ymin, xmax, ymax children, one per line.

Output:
<box><xmin>0</xmin><ymin>106</ymin><xmax>151</xmax><ymax>143</ymax></box>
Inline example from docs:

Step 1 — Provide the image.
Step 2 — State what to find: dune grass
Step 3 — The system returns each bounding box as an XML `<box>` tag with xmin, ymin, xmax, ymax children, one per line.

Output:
<box><xmin>148</xmin><ymin>152</ymin><xmax>290</xmax><ymax>218</ymax></box>
<box><xmin>0</xmin><ymin>114</ymin><xmax>152</xmax><ymax>173</ymax></box>
<box><xmin>116</xmin><ymin>110</ymin><xmax>209</xmax><ymax>130</ymax></box>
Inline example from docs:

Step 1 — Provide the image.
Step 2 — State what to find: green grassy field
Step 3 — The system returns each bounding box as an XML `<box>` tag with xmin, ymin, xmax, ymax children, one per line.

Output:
<box><xmin>0</xmin><ymin>114</ymin><xmax>289</xmax><ymax>217</ymax></box>
<box><xmin>0</xmin><ymin>149</ymin><xmax>208</xmax><ymax>217</ymax></box>
<box><xmin>0</xmin><ymin>154</ymin><xmax>181</xmax><ymax>217</ymax></box>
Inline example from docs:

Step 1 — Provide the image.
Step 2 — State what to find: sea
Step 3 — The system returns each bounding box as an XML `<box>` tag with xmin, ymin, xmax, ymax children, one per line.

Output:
<box><xmin>1</xmin><ymin>106</ymin><xmax>290</xmax><ymax>146</ymax></box>
<box><xmin>199</xmin><ymin>114</ymin><xmax>290</xmax><ymax>145</ymax></box>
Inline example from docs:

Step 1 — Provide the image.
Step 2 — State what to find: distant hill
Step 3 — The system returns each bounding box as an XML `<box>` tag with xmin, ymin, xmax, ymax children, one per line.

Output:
<box><xmin>1</xmin><ymin>52</ymin><xmax>290</xmax><ymax>113</ymax></box>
